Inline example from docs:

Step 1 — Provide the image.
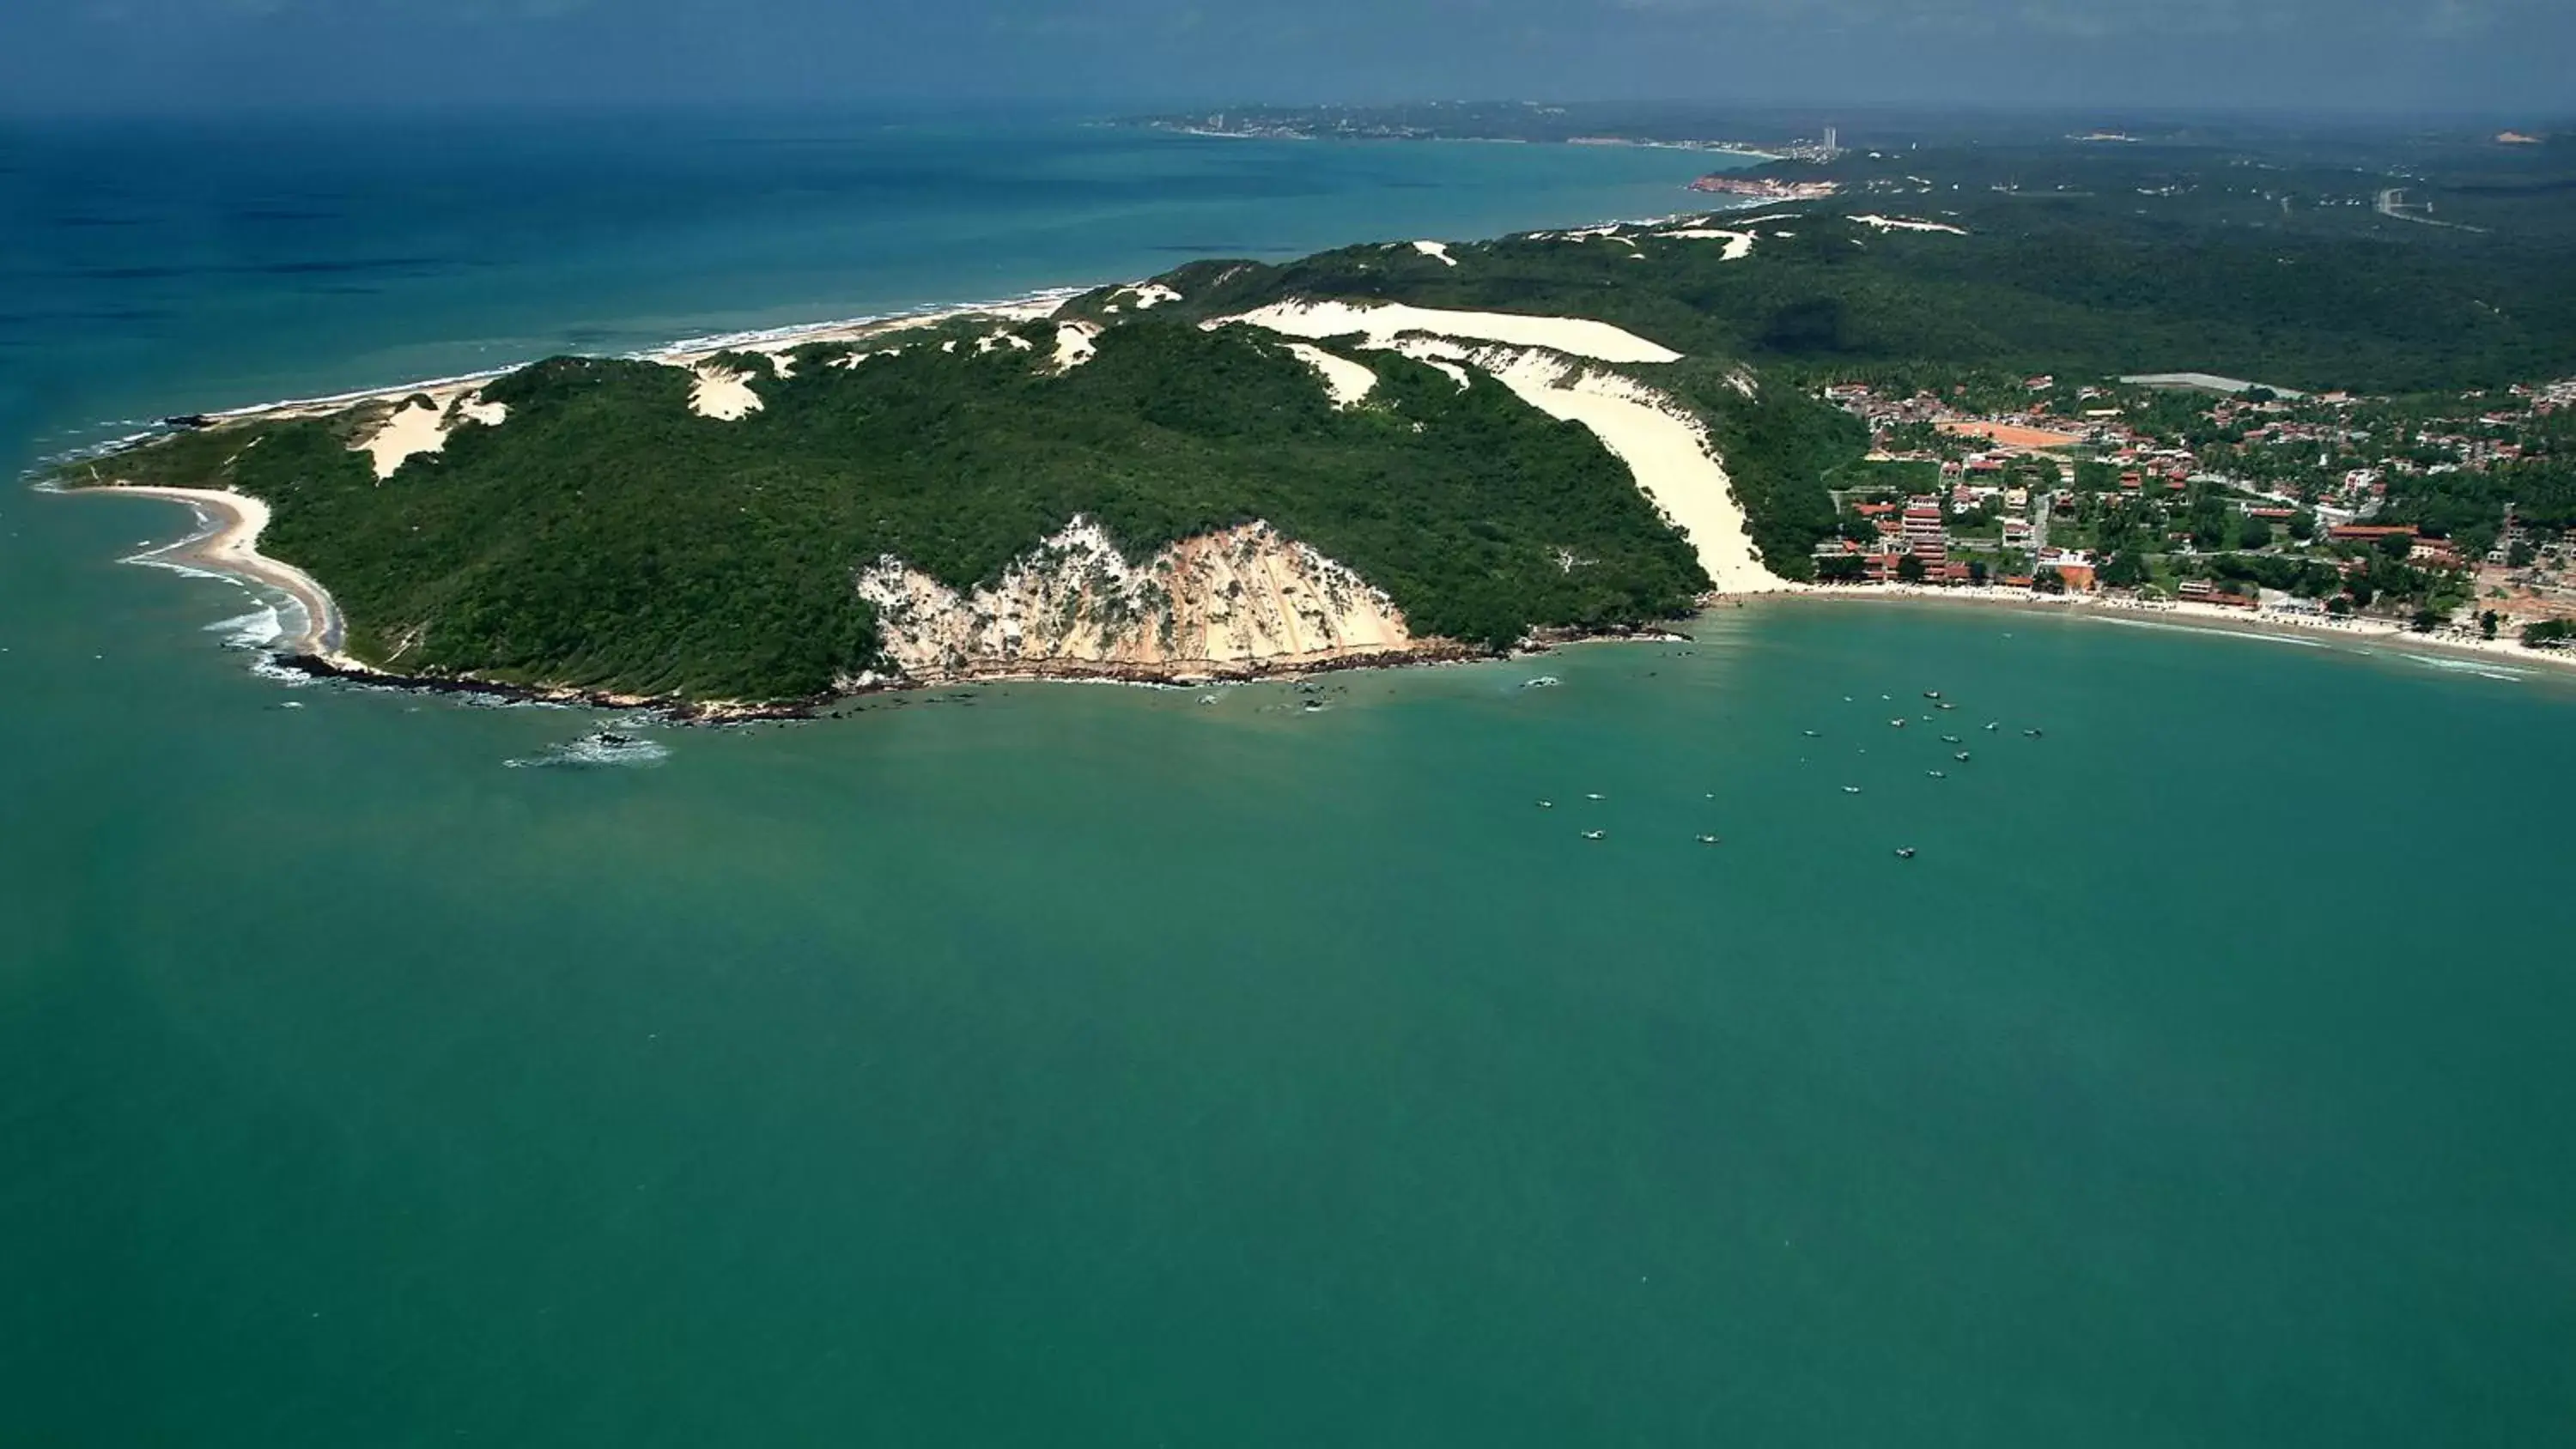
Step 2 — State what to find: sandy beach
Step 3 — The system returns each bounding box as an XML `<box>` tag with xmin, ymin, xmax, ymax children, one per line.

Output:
<box><xmin>1768</xmin><ymin>583</ymin><xmax>2576</xmax><ymax>676</ymax></box>
<box><xmin>87</xmin><ymin>486</ymin><xmax>346</xmax><ymax>658</ymax></box>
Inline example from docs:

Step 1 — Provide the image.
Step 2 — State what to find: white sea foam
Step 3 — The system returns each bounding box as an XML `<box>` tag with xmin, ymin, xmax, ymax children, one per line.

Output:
<box><xmin>506</xmin><ymin>732</ymin><xmax>671</xmax><ymax>769</ymax></box>
<box><xmin>206</xmin><ymin>606</ymin><xmax>285</xmax><ymax>650</ymax></box>
<box><xmin>2088</xmin><ymin>616</ymin><xmax>2327</xmax><ymax>647</ymax></box>
<box><xmin>2402</xmin><ymin>653</ymin><xmax>2526</xmax><ymax>679</ymax></box>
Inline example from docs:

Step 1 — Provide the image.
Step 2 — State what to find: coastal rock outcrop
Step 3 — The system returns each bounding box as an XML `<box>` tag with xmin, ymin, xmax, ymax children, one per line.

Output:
<box><xmin>854</xmin><ymin>518</ymin><xmax>1427</xmax><ymax>683</ymax></box>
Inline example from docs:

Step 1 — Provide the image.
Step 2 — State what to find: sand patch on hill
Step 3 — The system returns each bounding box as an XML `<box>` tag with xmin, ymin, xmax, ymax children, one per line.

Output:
<box><xmin>1054</xmin><ymin>322</ymin><xmax>1100</xmax><ymax>371</ymax></box>
<box><xmin>688</xmin><ymin>366</ymin><xmax>764</xmax><ymax>421</ymax></box>
<box><xmin>1213</xmin><ymin>300</ymin><xmax>1680</xmax><ymax>364</ymax></box>
<box><xmin>1284</xmin><ymin>343</ymin><xmax>1379</xmax><ymax>406</ymax></box>
<box><xmin>1653</xmin><ymin>227</ymin><xmax>1757</xmax><ymax>260</ymax></box>
<box><xmin>353</xmin><ymin>392</ymin><xmax>510</xmax><ymax>479</ymax></box>
<box><xmin>1474</xmin><ymin>351</ymin><xmax>1789</xmax><ymax>594</ymax></box>
<box><xmin>1852</xmin><ymin>215</ymin><xmax>1967</xmax><ymax>234</ymax></box>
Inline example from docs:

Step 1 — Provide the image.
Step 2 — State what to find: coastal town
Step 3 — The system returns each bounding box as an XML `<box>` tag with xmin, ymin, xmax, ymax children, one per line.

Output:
<box><xmin>1807</xmin><ymin>369</ymin><xmax>2576</xmax><ymax>652</ymax></box>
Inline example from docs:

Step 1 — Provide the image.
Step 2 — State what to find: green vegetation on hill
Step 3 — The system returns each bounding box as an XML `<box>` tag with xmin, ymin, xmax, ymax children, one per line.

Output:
<box><xmin>90</xmin><ymin>322</ymin><xmax>1704</xmax><ymax>700</ymax></box>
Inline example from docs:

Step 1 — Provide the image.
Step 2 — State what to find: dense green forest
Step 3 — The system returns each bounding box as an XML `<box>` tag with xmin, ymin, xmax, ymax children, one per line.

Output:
<box><xmin>86</xmin><ymin>323</ymin><xmax>1704</xmax><ymax>700</ymax></box>
<box><xmin>1150</xmin><ymin>200</ymin><xmax>2574</xmax><ymax>397</ymax></box>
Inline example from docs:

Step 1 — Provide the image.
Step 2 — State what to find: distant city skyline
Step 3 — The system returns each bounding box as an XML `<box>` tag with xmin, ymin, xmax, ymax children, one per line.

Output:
<box><xmin>3</xmin><ymin>0</ymin><xmax>2571</xmax><ymax>116</ymax></box>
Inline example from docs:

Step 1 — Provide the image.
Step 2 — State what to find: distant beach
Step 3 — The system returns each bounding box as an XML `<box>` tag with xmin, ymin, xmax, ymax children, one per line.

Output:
<box><xmin>1767</xmin><ymin>582</ymin><xmax>2576</xmax><ymax>676</ymax></box>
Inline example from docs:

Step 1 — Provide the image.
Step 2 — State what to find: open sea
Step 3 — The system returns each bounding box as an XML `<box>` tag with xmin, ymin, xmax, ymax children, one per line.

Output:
<box><xmin>6</xmin><ymin>110</ymin><xmax>2576</xmax><ymax>1446</ymax></box>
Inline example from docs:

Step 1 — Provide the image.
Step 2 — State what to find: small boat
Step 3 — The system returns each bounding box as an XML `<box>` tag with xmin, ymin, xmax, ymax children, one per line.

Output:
<box><xmin>1522</xmin><ymin>676</ymin><xmax>1561</xmax><ymax>689</ymax></box>
<box><xmin>1935</xmin><ymin>701</ymin><xmax>1957</xmax><ymax>711</ymax></box>
<box><xmin>1926</xmin><ymin>770</ymin><xmax>1945</xmax><ymax>779</ymax></box>
<box><xmin>1888</xmin><ymin>718</ymin><xmax>1906</xmax><ymax>728</ymax></box>
<box><xmin>1940</xmin><ymin>734</ymin><xmax>1960</xmax><ymax>743</ymax></box>
<box><xmin>1984</xmin><ymin>721</ymin><xmax>2000</xmax><ymax>731</ymax></box>
<box><xmin>1842</xmin><ymin>785</ymin><xmax>1862</xmax><ymax>795</ymax></box>
<box><xmin>1585</xmin><ymin>791</ymin><xmax>1605</xmax><ymax>800</ymax></box>
<box><xmin>2024</xmin><ymin>728</ymin><xmax>2044</xmax><ymax>738</ymax></box>
<box><xmin>1302</xmin><ymin>699</ymin><xmax>1325</xmax><ymax>712</ymax></box>
<box><xmin>1923</xmin><ymin>690</ymin><xmax>1941</xmax><ymax>700</ymax></box>
<box><xmin>1536</xmin><ymin>799</ymin><xmax>1554</xmax><ymax>809</ymax></box>
<box><xmin>1581</xmin><ymin>829</ymin><xmax>1607</xmax><ymax>841</ymax></box>
<box><xmin>1695</xmin><ymin>834</ymin><xmax>1721</xmax><ymax>846</ymax></box>
<box><xmin>1801</xmin><ymin>730</ymin><xmax>1821</xmax><ymax>737</ymax></box>
<box><xmin>1894</xmin><ymin>847</ymin><xmax>1917</xmax><ymax>859</ymax></box>
<box><xmin>1953</xmin><ymin>751</ymin><xmax>1971</xmax><ymax>762</ymax></box>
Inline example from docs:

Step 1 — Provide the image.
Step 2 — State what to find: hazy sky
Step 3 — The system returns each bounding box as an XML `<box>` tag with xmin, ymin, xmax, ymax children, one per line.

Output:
<box><xmin>4</xmin><ymin>0</ymin><xmax>2568</xmax><ymax>115</ymax></box>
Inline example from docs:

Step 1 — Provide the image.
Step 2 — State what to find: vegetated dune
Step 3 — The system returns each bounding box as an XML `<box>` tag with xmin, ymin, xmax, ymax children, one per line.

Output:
<box><xmin>1224</xmin><ymin>308</ymin><xmax>1789</xmax><ymax>593</ymax></box>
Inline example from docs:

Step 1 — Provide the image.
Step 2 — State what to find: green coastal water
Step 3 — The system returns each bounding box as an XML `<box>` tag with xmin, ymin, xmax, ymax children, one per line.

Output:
<box><xmin>9</xmin><ymin>112</ymin><xmax>2576</xmax><ymax>1444</ymax></box>
<box><xmin>9</xmin><ymin>476</ymin><xmax>2576</xmax><ymax>1442</ymax></box>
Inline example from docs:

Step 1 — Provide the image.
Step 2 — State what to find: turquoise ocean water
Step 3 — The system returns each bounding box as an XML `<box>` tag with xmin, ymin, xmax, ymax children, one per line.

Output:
<box><xmin>5</xmin><ymin>112</ymin><xmax>2575</xmax><ymax>1446</ymax></box>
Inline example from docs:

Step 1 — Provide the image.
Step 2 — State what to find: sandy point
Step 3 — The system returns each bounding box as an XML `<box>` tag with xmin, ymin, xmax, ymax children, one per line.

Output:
<box><xmin>82</xmin><ymin>486</ymin><xmax>347</xmax><ymax>658</ymax></box>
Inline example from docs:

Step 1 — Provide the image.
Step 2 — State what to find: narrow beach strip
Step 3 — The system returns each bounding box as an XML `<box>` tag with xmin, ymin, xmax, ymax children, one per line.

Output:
<box><xmin>1766</xmin><ymin>585</ymin><xmax>2576</xmax><ymax>676</ymax></box>
<box><xmin>88</xmin><ymin>486</ymin><xmax>345</xmax><ymax>658</ymax></box>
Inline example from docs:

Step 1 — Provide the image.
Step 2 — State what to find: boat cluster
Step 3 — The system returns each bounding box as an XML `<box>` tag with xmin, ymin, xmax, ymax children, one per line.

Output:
<box><xmin>1807</xmin><ymin>687</ymin><xmax>2050</xmax><ymax>860</ymax></box>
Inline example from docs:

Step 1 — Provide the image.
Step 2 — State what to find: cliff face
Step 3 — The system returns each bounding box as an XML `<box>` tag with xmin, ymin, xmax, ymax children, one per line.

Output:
<box><xmin>854</xmin><ymin>518</ymin><xmax>1430</xmax><ymax>683</ymax></box>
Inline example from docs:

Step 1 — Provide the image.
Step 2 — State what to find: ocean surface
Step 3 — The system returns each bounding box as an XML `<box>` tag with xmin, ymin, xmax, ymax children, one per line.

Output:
<box><xmin>7</xmin><ymin>111</ymin><xmax>2576</xmax><ymax>1446</ymax></box>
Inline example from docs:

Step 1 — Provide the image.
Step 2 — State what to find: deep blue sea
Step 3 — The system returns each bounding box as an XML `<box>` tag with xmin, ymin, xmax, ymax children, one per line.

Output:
<box><xmin>6</xmin><ymin>112</ymin><xmax>2576</xmax><ymax>1447</ymax></box>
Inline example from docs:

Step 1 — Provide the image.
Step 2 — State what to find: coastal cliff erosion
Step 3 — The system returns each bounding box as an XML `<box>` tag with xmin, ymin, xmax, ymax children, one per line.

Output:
<box><xmin>855</xmin><ymin>518</ymin><xmax>1452</xmax><ymax>684</ymax></box>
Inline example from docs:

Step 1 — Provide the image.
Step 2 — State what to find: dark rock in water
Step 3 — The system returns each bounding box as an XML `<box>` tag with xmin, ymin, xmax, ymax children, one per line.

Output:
<box><xmin>591</xmin><ymin>731</ymin><xmax>636</xmax><ymax>748</ymax></box>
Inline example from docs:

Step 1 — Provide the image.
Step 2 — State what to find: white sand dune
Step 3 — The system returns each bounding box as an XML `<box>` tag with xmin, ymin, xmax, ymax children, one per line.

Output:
<box><xmin>688</xmin><ymin>366</ymin><xmax>764</xmax><ymax>421</ymax></box>
<box><xmin>1214</xmin><ymin>300</ymin><xmax>1680</xmax><ymax>364</ymax></box>
<box><xmin>1474</xmin><ymin>351</ymin><xmax>1789</xmax><ymax>594</ymax></box>
<box><xmin>1382</xmin><ymin>336</ymin><xmax>1473</xmax><ymax>391</ymax></box>
<box><xmin>357</xmin><ymin>400</ymin><xmax>447</xmax><ymax>478</ymax></box>
<box><xmin>1851</xmin><ymin>214</ymin><xmax>1968</xmax><ymax>234</ymax></box>
<box><xmin>1653</xmin><ymin>227</ymin><xmax>1757</xmax><ymax>260</ymax></box>
<box><xmin>1283</xmin><ymin>343</ymin><xmax>1378</xmax><ymax>407</ymax></box>
<box><xmin>352</xmin><ymin>391</ymin><xmax>510</xmax><ymax>479</ymax></box>
<box><xmin>1053</xmin><ymin>322</ymin><xmax>1100</xmax><ymax>371</ymax></box>
<box><xmin>1222</xmin><ymin>302</ymin><xmax>1782</xmax><ymax>591</ymax></box>
<box><xmin>1412</xmin><ymin>239</ymin><xmax>1458</xmax><ymax>267</ymax></box>
<box><xmin>1118</xmin><ymin>282</ymin><xmax>1182</xmax><ymax>309</ymax></box>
